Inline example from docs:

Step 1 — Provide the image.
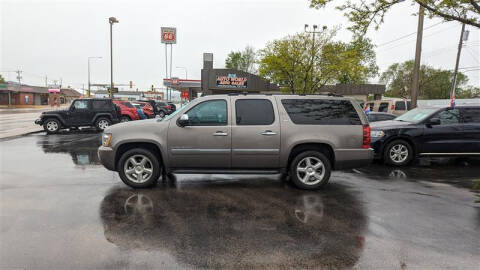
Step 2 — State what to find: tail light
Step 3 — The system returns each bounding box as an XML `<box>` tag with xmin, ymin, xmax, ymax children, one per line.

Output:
<box><xmin>165</xmin><ymin>105</ymin><xmax>171</xmax><ymax>110</ymax></box>
<box><xmin>390</xmin><ymin>104</ymin><xmax>395</xmax><ymax>110</ymax></box>
<box><xmin>362</xmin><ymin>125</ymin><xmax>371</xmax><ymax>149</ymax></box>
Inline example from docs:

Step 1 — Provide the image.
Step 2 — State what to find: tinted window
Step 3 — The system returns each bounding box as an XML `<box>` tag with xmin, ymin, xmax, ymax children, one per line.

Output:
<box><xmin>236</xmin><ymin>99</ymin><xmax>274</xmax><ymax>125</ymax></box>
<box><xmin>92</xmin><ymin>100</ymin><xmax>111</xmax><ymax>110</ymax></box>
<box><xmin>186</xmin><ymin>99</ymin><xmax>227</xmax><ymax>126</ymax></box>
<box><xmin>281</xmin><ymin>99</ymin><xmax>361</xmax><ymax>125</ymax></box>
<box><xmin>378</xmin><ymin>102</ymin><xmax>389</xmax><ymax>112</ymax></box>
<box><xmin>72</xmin><ymin>100</ymin><xmax>88</xmax><ymax>109</ymax></box>
<box><xmin>407</xmin><ymin>101</ymin><xmax>412</xmax><ymax>110</ymax></box>
<box><xmin>157</xmin><ymin>102</ymin><xmax>167</xmax><ymax>106</ymax></box>
<box><xmin>368</xmin><ymin>102</ymin><xmax>375</xmax><ymax>110</ymax></box>
<box><xmin>434</xmin><ymin>109</ymin><xmax>460</xmax><ymax>125</ymax></box>
<box><xmin>395</xmin><ymin>101</ymin><xmax>406</xmax><ymax>110</ymax></box>
<box><xmin>462</xmin><ymin>108</ymin><xmax>480</xmax><ymax>123</ymax></box>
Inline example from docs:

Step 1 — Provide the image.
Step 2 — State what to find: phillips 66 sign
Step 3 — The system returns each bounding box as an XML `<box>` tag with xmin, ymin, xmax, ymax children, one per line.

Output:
<box><xmin>161</xmin><ymin>27</ymin><xmax>177</xmax><ymax>44</ymax></box>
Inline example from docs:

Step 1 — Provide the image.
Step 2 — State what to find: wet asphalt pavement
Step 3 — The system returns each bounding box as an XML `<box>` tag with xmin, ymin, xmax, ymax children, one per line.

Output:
<box><xmin>0</xmin><ymin>132</ymin><xmax>479</xmax><ymax>269</ymax></box>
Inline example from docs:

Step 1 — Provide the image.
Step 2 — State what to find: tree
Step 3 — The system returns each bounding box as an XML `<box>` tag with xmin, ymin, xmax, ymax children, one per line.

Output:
<box><xmin>258</xmin><ymin>29</ymin><xmax>378</xmax><ymax>94</ymax></box>
<box><xmin>0</xmin><ymin>74</ymin><xmax>5</xmax><ymax>84</ymax></box>
<box><xmin>225</xmin><ymin>46</ymin><xmax>257</xmax><ymax>73</ymax></box>
<box><xmin>309</xmin><ymin>0</ymin><xmax>480</xmax><ymax>34</ymax></box>
<box><xmin>380</xmin><ymin>60</ymin><xmax>475</xmax><ymax>99</ymax></box>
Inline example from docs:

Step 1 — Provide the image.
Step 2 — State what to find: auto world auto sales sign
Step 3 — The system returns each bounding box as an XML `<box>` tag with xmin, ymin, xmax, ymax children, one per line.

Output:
<box><xmin>216</xmin><ymin>74</ymin><xmax>248</xmax><ymax>88</ymax></box>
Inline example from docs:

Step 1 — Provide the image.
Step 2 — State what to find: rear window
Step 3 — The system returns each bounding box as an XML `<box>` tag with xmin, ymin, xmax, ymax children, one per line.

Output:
<box><xmin>281</xmin><ymin>99</ymin><xmax>361</xmax><ymax>125</ymax></box>
<box><xmin>462</xmin><ymin>108</ymin><xmax>480</xmax><ymax>123</ymax></box>
<box><xmin>236</xmin><ymin>99</ymin><xmax>275</xmax><ymax>125</ymax></box>
<box><xmin>92</xmin><ymin>100</ymin><xmax>111</xmax><ymax>110</ymax></box>
<box><xmin>395</xmin><ymin>101</ymin><xmax>406</xmax><ymax>110</ymax></box>
<box><xmin>123</xmin><ymin>102</ymin><xmax>134</xmax><ymax>108</ymax></box>
<box><xmin>378</xmin><ymin>102</ymin><xmax>389</xmax><ymax>112</ymax></box>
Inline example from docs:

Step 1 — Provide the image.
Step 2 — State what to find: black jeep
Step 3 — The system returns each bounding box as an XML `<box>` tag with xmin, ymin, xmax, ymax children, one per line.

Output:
<box><xmin>35</xmin><ymin>98</ymin><xmax>120</xmax><ymax>134</ymax></box>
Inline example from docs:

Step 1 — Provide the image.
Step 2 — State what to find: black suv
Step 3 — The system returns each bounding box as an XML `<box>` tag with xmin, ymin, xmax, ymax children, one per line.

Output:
<box><xmin>370</xmin><ymin>106</ymin><xmax>480</xmax><ymax>166</ymax></box>
<box><xmin>35</xmin><ymin>98</ymin><xmax>120</xmax><ymax>134</ymax></box>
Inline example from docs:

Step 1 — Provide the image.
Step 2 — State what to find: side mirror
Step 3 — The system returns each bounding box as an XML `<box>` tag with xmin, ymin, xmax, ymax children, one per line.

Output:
<box><xmin>177</xmin><ymin>114</ymin><xmax>189</xmax><ymax>127</ymax></box>
<box><xmin>427</xmin><ymin>118</ymin><xmax>440</xmax><ymax>126</ymax></box>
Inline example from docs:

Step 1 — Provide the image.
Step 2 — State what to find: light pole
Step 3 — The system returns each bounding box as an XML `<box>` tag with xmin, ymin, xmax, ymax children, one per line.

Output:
<box><xmin>87</xmin><ymin>56</ymin><xmax>102</xmax><ymax>97</ymax></box>
<box><xmin>109</xmin><ymin>16</ymin><xmax>119</xmax><ymax>98</ymax></box>
<box><xmin>176</xmin><ymin>66</ymin><xmax>188</xmax><ymax>79</ymax></box>
<box><xmin>304</xmin><ymin>24</ymin><xmax>323</xmax><ymax>94</ymax></box>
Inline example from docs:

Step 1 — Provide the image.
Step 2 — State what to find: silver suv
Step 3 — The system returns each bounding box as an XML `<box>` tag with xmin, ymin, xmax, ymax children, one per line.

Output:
<box><xmin>98</xmin><ymin>94</ymin><xmax>373</xmax><ymax>190</ymax></box>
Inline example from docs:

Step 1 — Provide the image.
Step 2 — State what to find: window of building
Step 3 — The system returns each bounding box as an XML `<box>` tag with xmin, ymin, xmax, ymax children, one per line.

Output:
<box><xmin>281</xmin><ymin>99</ymin><xmax>361</xmax><ymax>125</ymax></box>
<box><xmin>186</xmin><ymin>99</ymin><xmax>227</xmax><ymax>126</ymax></box>
<box><xmin>235</xmin><ymin>99</ymin><xmax>275</xmax><ymax>125</ymax></box>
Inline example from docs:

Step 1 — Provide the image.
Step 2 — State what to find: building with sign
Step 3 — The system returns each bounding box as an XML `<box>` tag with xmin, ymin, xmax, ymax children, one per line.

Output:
<box><xmin>0</xmin><ymin>82</ymin><xmax>81</xmax><ymax>107</ymax></box>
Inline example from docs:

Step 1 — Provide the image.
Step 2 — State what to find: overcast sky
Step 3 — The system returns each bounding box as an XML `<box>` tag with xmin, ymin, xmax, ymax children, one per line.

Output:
<box><xmin>1</xmin><ymin>0</ymin><xmax>479</xmax><ymax>93</ymax></box>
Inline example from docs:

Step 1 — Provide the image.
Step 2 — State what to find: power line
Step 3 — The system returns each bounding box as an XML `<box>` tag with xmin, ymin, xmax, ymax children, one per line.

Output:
<box><xmin>376</xmin><ymin>21</ymin><xmax>444</xmax><ymax>48</ymax></box>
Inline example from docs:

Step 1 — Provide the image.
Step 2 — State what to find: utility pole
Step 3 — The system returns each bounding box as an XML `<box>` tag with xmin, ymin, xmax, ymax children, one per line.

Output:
<box><xmin>45</xmin><ymin>75</ymin><xmax>48</xmax><ymax>87</ymax></box>
<box><xmin>10</xmin><ymin>70</ymin><xmax>22</xmax><ymax>107</ymax></box>
<box><xmin>410</xmin><ymin>5</ymin><xmax>424</xmax><ymax>109</ymax></box>
<box><xmin>109</xmin><ymin>17</ymin><xmax>119</xmax><ymax>98</ymax></box>
<box><xmin>450</xmin><ymin>22</ymin><xmax>466</xmax><ymax>100</ymax></box>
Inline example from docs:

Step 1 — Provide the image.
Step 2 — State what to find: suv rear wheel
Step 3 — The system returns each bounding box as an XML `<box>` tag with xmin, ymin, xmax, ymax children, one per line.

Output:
<box><xmin>120</xmin><ymin>116</ymin><xmax>131</xmax><ymax>122</ymax></box>
<box><xmin>118</xmin><ymin>148</ymin><xmax>160</xmax><ymax>188</ymax></box>
<box><xmin>43</xmin><ymin>118</ymin><xmax>60</xmax><ymax>134</ymax></box>
<box><xmin>384</xmin><ymin>139</ymin><xmax>413</xmax><ymax>166</ymax></box>
<box><xmin>158</xmin><ymin>110</ymin><xmax>166</xmax><ymax>118</ymax></box>
<box><xmin>290</xmin><ymin>151</ymin><xmax>331</xmax><ymax>190</ymax></box>
<box><xmin>95</xmin><ymin>117</ymin><xmax>111</xmax><ymax>131</ymax></box>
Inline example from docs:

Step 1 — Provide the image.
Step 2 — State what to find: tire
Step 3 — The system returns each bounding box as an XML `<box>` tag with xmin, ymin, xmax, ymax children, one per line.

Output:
<box><xmin>120</xmin><ymin>116</ymin><xmax>131</xmax><ymax>123</ymax></box>
<box><xmin>158</xmin><ymin>110</ymin><xmax>166</xmax><ymax>118</ymax></box>
<box><xmin>289</xmin><ymin>151</ymin><xmax>331</xmax><ymax>190</ymax></box>
<box><xmin>95</xmin><ymin>117</ymin><xmax>111</xmax><ymax>131</ymax></box>
<box><xmin>43</xmin><ymin>118</ymin><xmax>60</xmax><ymax>134</ymax></box>
<box><xmin>118</xmin><ymin>148</ymin><xmax>161</xmax><ymax>188</ymax></box>
<box><xmin>384</xmin><ymin>139</ymin><xmax>413</xmax><ymax>166</ymax></box>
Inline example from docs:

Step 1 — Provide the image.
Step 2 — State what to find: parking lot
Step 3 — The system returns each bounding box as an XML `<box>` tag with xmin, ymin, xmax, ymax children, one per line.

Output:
<box><xmin>1</xmin><ymin>132</ymin><xmax>479</xmax><ymax>269</ymax></box>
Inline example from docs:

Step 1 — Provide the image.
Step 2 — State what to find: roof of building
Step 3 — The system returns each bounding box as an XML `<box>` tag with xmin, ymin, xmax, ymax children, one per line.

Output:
<box><xmin>94</xmin><ymin>90</ymin><xmax>144</xmax><ymax>95</ymax></box>
<box><xmin>5</xmin><ymin>82</ymin><xmax>82</xmax><ymax>96</ymax></box>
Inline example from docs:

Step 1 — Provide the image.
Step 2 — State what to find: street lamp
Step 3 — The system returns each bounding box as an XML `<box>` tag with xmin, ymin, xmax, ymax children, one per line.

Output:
<box><xmin>109</xmin><ymin>16</ymin><xmax>119</xmax><ymax>98</ymax></box>
<box><xmin>87</xmin><ymin>56</ymin><xmax>102</xmax><ymax>97</ymax></box>
<box><xmin>176</xmin><ymin>66</ymin><xmax>188</xmax><ymax>79</ymax></box>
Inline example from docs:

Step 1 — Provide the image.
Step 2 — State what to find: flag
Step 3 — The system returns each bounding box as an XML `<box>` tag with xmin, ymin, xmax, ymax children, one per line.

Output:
<box><xmin>364</xmin><ymin>104</ymin><xmax>371</xmax><ymax>115</ymax></box>
<box><xmin>450</xmin><ymin>92</ymin><xmax>456</xmax><ymax>108</ymax></box>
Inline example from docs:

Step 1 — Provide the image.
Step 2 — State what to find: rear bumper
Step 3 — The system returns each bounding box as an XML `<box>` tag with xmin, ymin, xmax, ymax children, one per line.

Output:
<box><xmin>98</xmin><ymin>146</ymin><xmax>116</xmax><ymax>171</ymax></box>
<box><xmin>334</xmin><ymin>148</ymin><xmax>373</xmax><ymax>170</ymax></box>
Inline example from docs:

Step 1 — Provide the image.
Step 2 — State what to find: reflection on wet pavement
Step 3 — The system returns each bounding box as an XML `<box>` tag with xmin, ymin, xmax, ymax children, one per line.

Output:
<box><xmin>100</xmin><ymin>181</ymin><xmax>367</xmax><ymax>269</ymax></box>
<box><xmin>0</xmin><ymin>133</ymin><xmax>479</xmax><ymax>269</ymax></box>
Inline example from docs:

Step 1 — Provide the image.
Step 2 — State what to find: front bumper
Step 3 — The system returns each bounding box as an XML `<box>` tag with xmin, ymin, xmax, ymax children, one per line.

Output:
<box><xmin>98</xmin><ymin>146</ymin><xmax>116</xmax><ymax>171</ymax></box>
<box><xmin>334</xmin><ymin>148</ymin><xmax>374</xmax><ymax>170</ymax></box>
<box><xmin>34</xmin><ymin>118</ymin><xmax>43</xmax><ymax>125</ymax></box>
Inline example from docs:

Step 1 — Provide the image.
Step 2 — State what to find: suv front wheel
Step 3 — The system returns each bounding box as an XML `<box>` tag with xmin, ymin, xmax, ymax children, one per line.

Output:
<box><xmin>384</xmin><ymin>139</ymin><xmax>413</xmax><ymax>166</ymax></box>
<box><xmin>95</xmin><ymin>117</ymin><xmax>111</xmax><ymax>131</ymax></box>
<box><xmin>118</xmin><ymin>148</ymin><xmax>160</xmax><ymax>188</ymax></box>
<box><xmin>290</xmin><ymin>151</ymin><xmax>331</xmax><ymax>190</ymax></box>
<box><xmin>43</xmin><ymin>118</ymin><xmax>60</xmax><ymax>134</ymax></box>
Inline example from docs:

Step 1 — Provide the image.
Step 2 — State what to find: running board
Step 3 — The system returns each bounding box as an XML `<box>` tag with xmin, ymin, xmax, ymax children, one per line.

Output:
<box><xmin>170</xmin><ymin>169</ymin><xmax>283</xmax><ymax>174</ymax></box>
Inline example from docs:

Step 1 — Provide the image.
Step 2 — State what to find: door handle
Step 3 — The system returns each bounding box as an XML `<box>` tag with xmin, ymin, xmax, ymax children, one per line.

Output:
<box><xmin>261</xmin><ymin>130</ymin><xmax>277</xmax><ymax>136</ymax></box>
<box><xmin>213</xmin><ymin>131</ymin><xmax>228</xmax><ymax>136</ymax></box>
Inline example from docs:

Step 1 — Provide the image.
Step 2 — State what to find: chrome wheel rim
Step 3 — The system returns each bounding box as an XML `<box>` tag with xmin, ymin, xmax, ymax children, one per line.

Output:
<box><xmin>124</xmin><ymin>154</ymin><xmax>154</xmax><ymax>183</ymax></box>
<box><xmin>120</xmin><ymin>117</ymin><xmax>129</xmax><ymax>122</ymax></box>
<box><xmin>389</xmin><ymin>144</ymin><xmax>408</xmax><ymax>163</ymax></box>
<box><xmin>159</xmin><ymin>112</ymin><xmax>165</xmax><ymax>118</ymax></box>
<box><xmin>98</xmin><ymin>119</ymin><xmax>109</xmax><ymax>130</ymax></box>
<box><xmin>296</xmin><ymin>157</ymin><xmax>325</xmax><ymax>185</ymax></box>
<box><xmin>46</xmin><ymin>121</ymin><xmax>58</xmax><ymax>131</ymax></box>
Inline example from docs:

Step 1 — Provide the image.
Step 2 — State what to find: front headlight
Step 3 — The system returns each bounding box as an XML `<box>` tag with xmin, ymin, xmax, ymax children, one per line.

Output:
<box><xmin>371</xmin><ymin>130</ymin><xmax>385</xmax><ymax>138</ymax></box>
<box><xmin>102</xmin><ymin>133</ymin><xmax>112</xmax><ymax>147</ymax></box>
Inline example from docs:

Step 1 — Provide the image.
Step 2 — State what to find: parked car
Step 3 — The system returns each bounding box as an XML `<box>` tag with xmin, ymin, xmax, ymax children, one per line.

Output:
<box><xmin>137</xmin><ymin>102</ymin><xmax>155</xmax><ymax>119</ymax></box>
<box><xmin>167</xmin><ymin>102</ymin><xmax>176</xmax><ymax>112</ymax></box>
<box><xmin>367</xmin><ymin>112</ymin><xmax>397</xmax><ymax>122</ymax></box>
<box><xmin>155</xmin><ymin>101</ymin><xmax>172</xmax><ymax>118</ymax></box>
<box><xmin>370</xmin><ymin>106</ymin><xmax>480</xmax><ymax>166</ymax></box>
<box><xmin>138</xmin><ymin>100</ymin><xmax>160</xmax><ymax>116</ymax></box>
<box><xmin>98</xmin><ymin>94</ymin><xmax>373</xmax><ymax>190</ymax></box>
<box><xmin>112</xmin><ymin>100</ymin><xmax>140</xmax><ymax>122</ymax></box>
<box><xmin>35</xmin><ymin>98</ymin><xmax>120</xmax><ymax>134</ymax></box>
<box><xmin>365</xmin><ymin>98</ymin><xmax>411</xmax><ymax>115</ymax></box>
<box><xmin>131</xmin><ymin>103</ymin><xmax>147</xmax><ymax>119</ymax></box>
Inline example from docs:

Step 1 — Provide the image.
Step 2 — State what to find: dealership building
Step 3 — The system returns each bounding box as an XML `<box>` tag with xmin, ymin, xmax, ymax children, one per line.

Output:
<box><xmin>163</xmin><ymin>53</ymin><xmax>384</xmax><ymax>102</ymax></box>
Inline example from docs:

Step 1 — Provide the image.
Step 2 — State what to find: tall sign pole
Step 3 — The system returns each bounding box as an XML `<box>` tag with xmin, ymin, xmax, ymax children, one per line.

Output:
<box><xmin>450</xmin><ymin>22</ymin><xmax>466</xmax><ymax>100</ymax></box>
<box><xmin>161</xmin><ymin>27</ymin><xmax>176</xmax><ymax>101</ymax></box>
<box><xmin>410</xmin><ymin>5</ymin><xmax>424</xmax><ymax>109</ymax></box>
<box><xmin>109</xmin><ymin>17</ymin><xmax>119</xmax><ymax>98</ymax></box>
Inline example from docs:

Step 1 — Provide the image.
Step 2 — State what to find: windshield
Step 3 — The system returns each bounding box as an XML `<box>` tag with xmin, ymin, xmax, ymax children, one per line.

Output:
<box><xmin>162</xmin><ymin>103</ymin><xmax>189</xmax><ymax>121</ymax></box>
<box><xmin>395</xmin><ymin>108</ymin><xmax>437</xmax><ymax>123</ymax></box>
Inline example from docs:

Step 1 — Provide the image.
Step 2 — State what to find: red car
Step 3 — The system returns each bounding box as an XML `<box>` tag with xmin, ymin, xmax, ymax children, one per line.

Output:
<box><xmin>137</xmin><ymin>102</ymin><xmax>155</xmax><ymax>119</ymax></box>
<box><xmin>113</xmin><ymin>100</ymin><xmax>140</xmax><ymax>122</ymax></box>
